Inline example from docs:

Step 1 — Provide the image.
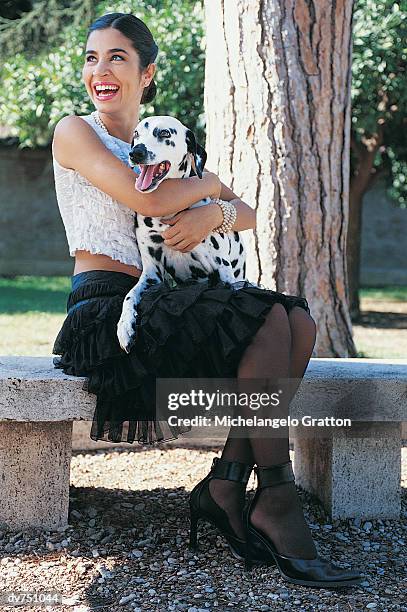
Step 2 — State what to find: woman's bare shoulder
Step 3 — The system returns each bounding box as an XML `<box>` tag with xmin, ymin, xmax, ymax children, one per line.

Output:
<box><xmin>52</xmin><ymin>114</ymin><xmax>157</xmax><ymax>215</ymax></box>
<box><xmin>52</xmin><ymin>114</ymin><xmax>101</xmax><ymax>169</ymax></box>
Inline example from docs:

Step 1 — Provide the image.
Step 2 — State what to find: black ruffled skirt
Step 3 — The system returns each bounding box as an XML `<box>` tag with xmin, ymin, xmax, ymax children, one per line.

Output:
<box><xmin>52</xmin><ymin>270</ymin><xmax>311</xmax><ymax>445</ymax></box>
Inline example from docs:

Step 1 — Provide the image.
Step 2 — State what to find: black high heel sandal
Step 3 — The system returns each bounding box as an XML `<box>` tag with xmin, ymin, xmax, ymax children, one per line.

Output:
<box><xmin>244</xmin><ymin>461</ymin><xmax>362</xmax><ymax>587</ymax></box>
<box><xmin>189</xmin><ymin>457</ymin><xmax>267</xmax><ymax>562</ymax></box>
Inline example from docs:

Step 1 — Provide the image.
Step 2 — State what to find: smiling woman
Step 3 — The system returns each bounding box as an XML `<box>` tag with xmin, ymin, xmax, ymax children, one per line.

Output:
<box><xmin>48</xmin><ymin>12</ymin><xmax>358</xmax><ymax>586</ymax></box>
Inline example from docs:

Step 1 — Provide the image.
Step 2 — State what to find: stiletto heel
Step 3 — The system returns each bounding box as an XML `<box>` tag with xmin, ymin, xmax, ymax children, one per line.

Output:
<box><xmin>189</xmin><ymin>457</ymin><xmax>253</xmax><ymax>561</ymax></box>
<box><xmin>244</xmin><ymin>460</ymin><xmax>362</xmax><ymax>587</ymax></box>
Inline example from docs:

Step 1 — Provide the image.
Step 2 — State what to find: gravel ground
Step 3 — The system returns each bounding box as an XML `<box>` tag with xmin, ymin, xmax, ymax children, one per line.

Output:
<box><xmin>0</xmin><ymin>446</ymin><xmax>406</xmax><ymax>612</ymax></box>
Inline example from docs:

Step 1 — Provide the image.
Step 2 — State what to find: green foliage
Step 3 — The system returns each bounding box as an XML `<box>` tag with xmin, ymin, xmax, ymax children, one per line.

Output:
<box><xmin>0</xmin><ymin>0</ymin><xmax>205</xmax><ymax>147</ymax></box>
<box><xmin>351</xmin><ymin>0</ymin><xmax>407</xmax><ymax>205</ymax></box>
<box><xmin>1</xmin><ymin>0</ymin><xmax>406</xmax><ymax>205</ymax></box>
<box><xmin>0</xmin><ymin>0</ymin><xmax>96</xmax><ymax>58</ymax></box>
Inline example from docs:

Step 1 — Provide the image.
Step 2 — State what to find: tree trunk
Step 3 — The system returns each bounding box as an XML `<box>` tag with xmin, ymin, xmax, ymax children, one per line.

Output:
<box><xmin>203</xmin><ymin>0</ymin><xmax>356</xmax><ymax>357</ymax></box>
<box><xmin>347</xmin><ymin>187</ymin><xmax>363</xmax><ymax>320</ymax></box>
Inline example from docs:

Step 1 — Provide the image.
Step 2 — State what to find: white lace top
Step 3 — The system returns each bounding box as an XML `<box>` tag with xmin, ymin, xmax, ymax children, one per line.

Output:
<box><xmin>52</xmin><ymin>113</ymin><xmax>142</xmax><ymax>269</ymax></box>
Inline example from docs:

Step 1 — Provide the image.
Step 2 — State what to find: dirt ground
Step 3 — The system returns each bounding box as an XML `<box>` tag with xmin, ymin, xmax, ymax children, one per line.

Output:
<box><xmin>352</xmin><ymin>297</ymin><xmax>407</xmax><ymax>359</ymax></box>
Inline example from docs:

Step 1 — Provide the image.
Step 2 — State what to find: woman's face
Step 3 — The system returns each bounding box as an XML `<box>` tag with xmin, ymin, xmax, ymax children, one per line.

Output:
<box><xmin>82</xmin><ymin>28</ymin><xmax>154</xmax><ymax>112</ymax></box>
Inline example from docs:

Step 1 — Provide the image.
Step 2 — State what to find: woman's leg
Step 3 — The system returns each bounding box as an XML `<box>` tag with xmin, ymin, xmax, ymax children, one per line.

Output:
<box><xmin>209</xmin><ymin>304</ymin><xmax>317</xmax><ymax>553</ymax></box>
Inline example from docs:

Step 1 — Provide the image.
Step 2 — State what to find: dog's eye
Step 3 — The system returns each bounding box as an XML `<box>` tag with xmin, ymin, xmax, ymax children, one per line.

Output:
<box><xmin>160</xmin><ymin>129</ymin><xmax>171</xmax><ymax>138</ymax></box>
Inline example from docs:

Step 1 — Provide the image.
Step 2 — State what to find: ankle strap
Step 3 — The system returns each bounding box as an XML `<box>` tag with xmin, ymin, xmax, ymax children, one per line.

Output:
<box><xmin>254</xmin><ymin>461</ymin><xmax>295</xmax><ymax>488</ymax></box>
<box><xmin>211</xmin><ymin>457</ymin><xmax>253</xmax><ymax>484</ymax></box>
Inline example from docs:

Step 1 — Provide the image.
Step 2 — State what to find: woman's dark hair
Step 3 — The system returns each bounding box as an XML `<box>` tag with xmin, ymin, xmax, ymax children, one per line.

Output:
<box><xmin>88</xmin><ymin>13</ymin><xmax>158</xmax><ymax>104</ymax></box>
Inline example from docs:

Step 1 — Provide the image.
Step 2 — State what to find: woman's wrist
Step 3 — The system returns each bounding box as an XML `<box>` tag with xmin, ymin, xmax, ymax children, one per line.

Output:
<box><xmin>208</xmin><ymin>201</ymin><xmax>224</xmax><ymax>230</ymax></box>
<box><xmin>205</xmin><ymin>172</ymin><xmax>221</xmax><ymax>200</ymax></box>
<box><xmin>211</xmin><ymin>198</ymin><xmax>237</xmax><ymax>233</ymax></box>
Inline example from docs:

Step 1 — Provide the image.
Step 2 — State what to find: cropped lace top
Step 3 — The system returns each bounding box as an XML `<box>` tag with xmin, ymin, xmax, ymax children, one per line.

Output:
<box><xmin>52</xmin><ymin>113</ymin><xmax>142</xmax><ymax>268</ymax></box>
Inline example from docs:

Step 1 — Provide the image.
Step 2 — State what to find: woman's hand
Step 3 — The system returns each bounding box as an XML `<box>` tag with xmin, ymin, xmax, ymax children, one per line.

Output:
<box><xmin>161</xmin><ymin>203</ymin><xmax>224</xmax><ymax>252</ymax></box>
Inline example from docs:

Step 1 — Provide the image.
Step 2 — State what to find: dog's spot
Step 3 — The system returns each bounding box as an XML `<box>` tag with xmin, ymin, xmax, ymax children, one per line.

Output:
<box><xmin>165</xmin><ymin>264</ymin><xmax>176</xmax><ymax>278</ymax></box>
<box><xmin>234</xmin><ymin>269</ymin><xmax>241</xmax><ymax>278</ymax></box>
<box><xmin>146</xmin><ymin>277</ymin><xmax>159</xmax><ymax>286</ymax></box>
<box><xmin>165</xmin><ymin>139</ymin><xmax>171</xmax><ymax>145</ymax></box>
<box><xmin>149</xmin><ymin>247</ymin><xmax>163</xmax><ymax>262</ymax></box>
<box><xmin>215</xmin><ymin>256</ymin><xmax>221</xmax><ymax>264</ymax></box>
<box><xmin>191</xmin><ymin>252</ymin><xmax>199</xmax><ymax>261</ymax></box>
<box><xmin>208</xmin><ymin>270</ymin><xmax>220</xmax><ymax>284</ymax></box>
<box><xmin>153</xmin><ymin>127</ymin><xmax>160</xmax><ymax>138</ymax></box>
<box><xmin>221</xmin><ymin>259</ymin><xmax>230</xmax><ymax>266</ymax></box>
<box><xmin>219</xmin><ymin>232</ymin><xmax>224</xmax><ymax>239</ymax></box>
<box><xmin>134</xmin><ymin>215</ymin><xmax>138</xmax><ymax>229</ymax></box>
<box><xmin>144</xmin><ymin>217</ymin><xmax>153</xmax><ymax>227</ymax></box>
<box><xmin>189</xmin><ymin>265</ymin><xmax>207</xmax><ymax>278</ymax></box>
<box><xmin>144</xmin><ymin>121</ymin><xmax>149</xmax><ymax>128</ymax></box>
<box><xmin>170</xmin><ymin>128</ymin><xmax>177</xmax><ymax>134</ymax></box>
<box><xmin>155</xmin><ymin>267</ymin><xmax>163</xmax><ymax>281</ymax></box>
<box><xmin>210</xmin><ymin>236</ymin><xmax>220</xmax><ymax>250</ymax></box>
<box><xmin>234</xmin><ymin>232</ymin><xmax>239</xmax><ymax>241</ymax></box>
<box><xmin>150</xmin><ymin>233</ymin><xmax>164</xmax><ymax>244</ymax></box>
<box><xmin>231</xmin><ymin>259</ymin><xmax>238</xmax><ymax>268</ymax></box>
<box><xmin>170</xmin><ymin>141</ymin><xmax>175</xmax><ymax>147</ymax></box>
<box><xmin>243</xmin><ymin>262</ymin><xmax>246</xmax><ymax>276</ymax></box>
<box><xmin>178</xmin><ymin>154</ymin><xmax>187</xmax><ymax>172</ymax></box>
<box><xmin>239</xmin><ymin>243</ymin><xmax>244</xmax><ymax>254</ymax></box>
<box><xmin>125</xmin><ymin>296</ymin><xmax>131</xmax><ymax>301</ymax></box>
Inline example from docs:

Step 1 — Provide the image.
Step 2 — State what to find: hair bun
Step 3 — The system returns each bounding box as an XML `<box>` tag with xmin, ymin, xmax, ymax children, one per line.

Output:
<box><xmin>141</xmin><ymin>78</ymin><xmax>157</xmax><ymax>104</ymax></box>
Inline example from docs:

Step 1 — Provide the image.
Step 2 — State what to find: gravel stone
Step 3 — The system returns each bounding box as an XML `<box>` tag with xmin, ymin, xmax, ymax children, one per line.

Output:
<box><xmin>0</xmin><ymin>446</ymin><xmax>405</xmax><ymax>611</ymax></box>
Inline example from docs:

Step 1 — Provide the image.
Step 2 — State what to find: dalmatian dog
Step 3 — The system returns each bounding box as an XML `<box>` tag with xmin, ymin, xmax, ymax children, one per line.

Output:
<box><xmin>117</xmin><ymin>115</ymin><xmax>248</xmax><ymax>353</ymax></box>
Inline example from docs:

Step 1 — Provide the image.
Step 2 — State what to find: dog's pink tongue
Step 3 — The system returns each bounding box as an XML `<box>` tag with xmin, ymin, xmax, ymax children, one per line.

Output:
<box><xmin>136</xmin><ymin>164</ymin><xmax>159</xmax><ymax>191</ymax></box>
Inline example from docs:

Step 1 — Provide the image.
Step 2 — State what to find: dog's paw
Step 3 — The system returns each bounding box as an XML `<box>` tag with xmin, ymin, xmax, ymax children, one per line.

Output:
<box><xmin>117</xmin><ymin>307</ymin><xmax>138</xmax><ymax>353</ymax></box>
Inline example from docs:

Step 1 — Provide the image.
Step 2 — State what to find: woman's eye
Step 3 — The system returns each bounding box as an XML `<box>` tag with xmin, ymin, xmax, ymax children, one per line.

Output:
<box><xmin>86</xmin><ymin>55</ymin><xmax>124</xmax><ymax>62</ymax></box>
<box><xmin>160</xmin><ymin>130</ymin><xmax>171</xmax><ymax>138</ymax></box>
<box><xmin>112</xmin><ymin>55</ymin><xmax>124</xmax><ymax>61</ymax></box>
<box><xmin>86</xmin><ymin>55</ymin><xmax>96</xmax><ymax>62</ymax></box>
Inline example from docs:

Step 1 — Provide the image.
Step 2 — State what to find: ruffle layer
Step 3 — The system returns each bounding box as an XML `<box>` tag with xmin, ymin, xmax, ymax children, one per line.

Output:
<box><xmin>53</xmin><ymin>277</ymin><xmax>310</xmax><ymax>445</ymax></box>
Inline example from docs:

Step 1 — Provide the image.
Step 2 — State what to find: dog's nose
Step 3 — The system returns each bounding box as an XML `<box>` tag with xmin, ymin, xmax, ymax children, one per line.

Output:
<box><xmin>129</xmin><ymin>144</ymin><xmax>148</xmax><ymax>163</ymax></box>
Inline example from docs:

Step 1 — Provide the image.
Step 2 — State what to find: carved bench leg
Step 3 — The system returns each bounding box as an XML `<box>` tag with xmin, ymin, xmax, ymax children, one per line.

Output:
<box><xmin>293</xmin><ymin>423</ymin><xmax>401</xmax><ymax>520</ymax></box>
<box><xmin>0</xmin><ymin>421</ymin><xmax>73</xmax><ymax>531</ymax></box>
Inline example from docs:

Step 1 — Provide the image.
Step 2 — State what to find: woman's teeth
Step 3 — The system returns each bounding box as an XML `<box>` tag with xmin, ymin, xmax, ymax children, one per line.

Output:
<box><xmin>94</xmin><ymin>85</ymin><xmax>119</xmax><ymax>99</ymax></box>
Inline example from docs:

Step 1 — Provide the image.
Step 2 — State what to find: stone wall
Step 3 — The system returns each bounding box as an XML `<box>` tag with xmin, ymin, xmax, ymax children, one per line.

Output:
<box><xmin>360</xmin><ymin>181</ymin><xmax>407</xmax><ymax>286</ymax></box>
<box><xmin>0</xmin><ymin>144</ymin><xmax>72</xmax><ymax>276</ymax></box>
<box><xmin>0</xmin><ymin>144</ymin><xmax>406</xmax><ymax>284</ymax></box>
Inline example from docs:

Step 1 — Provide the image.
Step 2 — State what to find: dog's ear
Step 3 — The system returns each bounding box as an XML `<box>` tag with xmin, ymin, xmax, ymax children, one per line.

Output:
<box><xmin>186</xmin><ymin>129</ymin><xmax>207</xmax><ymax>179</ymax></box>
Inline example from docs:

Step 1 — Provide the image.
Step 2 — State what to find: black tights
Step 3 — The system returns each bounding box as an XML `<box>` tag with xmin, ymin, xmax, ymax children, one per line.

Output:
<box><xmin>209</xmin><ymin>303</ymin><xmax>318</xmax><ymax>558</ymax></box>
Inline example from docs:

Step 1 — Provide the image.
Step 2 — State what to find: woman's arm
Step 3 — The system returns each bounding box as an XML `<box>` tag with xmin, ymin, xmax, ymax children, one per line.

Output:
<box><xmin>203</xmin><ymin>167</ymin><xmax>256</xmax><ymax>231</ymax></box>
<box><xmin>161</xmin><ymin>167</ymin><xmax>257</xmax><ymax>252</ymax></box>
<box><xmin>52</xmin><ymin>115</ymin><xmax>221</xmax><ymax>217</ymax></box>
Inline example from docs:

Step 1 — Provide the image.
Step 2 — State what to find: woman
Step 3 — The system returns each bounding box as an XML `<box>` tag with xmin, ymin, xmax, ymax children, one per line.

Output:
<box><xmin>52</xmin><ymin>12</ymin><xmax>361</xmax><ymax>587</ymax></box>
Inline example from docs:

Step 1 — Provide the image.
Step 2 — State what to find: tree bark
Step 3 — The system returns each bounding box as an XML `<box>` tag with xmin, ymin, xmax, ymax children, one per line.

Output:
<box><xmin>203</xmin><ymin>0</ymin><xmax>356</xmax><ymax>357</ymax></box>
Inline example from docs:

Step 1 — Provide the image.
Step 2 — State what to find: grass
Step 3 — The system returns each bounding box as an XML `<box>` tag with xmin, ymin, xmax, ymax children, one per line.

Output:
<box><xmin>0</xmin><ymin>276</ymin><xmax>406</xmax><ymax>358</ymax></box>
<box><xmin>0</xmin><ymin>276</ymin><xmax>70</xmax><ymax>356</ymax></box>
<box><xmin>360</xmin><ymin>286</ymin><xmax>407</xmax><ymax>302</ymax></box>
<box><xmin>354</xmin><ymin>285</ymin><xmax>407</xmax><ymax>359</ymax></box>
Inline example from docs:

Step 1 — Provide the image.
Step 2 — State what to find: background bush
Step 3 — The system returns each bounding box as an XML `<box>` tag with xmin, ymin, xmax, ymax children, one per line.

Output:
<box><xmin>0</xmin><ymin>0</ymin><xmax>206</xmax><ymax>147</ymax></box>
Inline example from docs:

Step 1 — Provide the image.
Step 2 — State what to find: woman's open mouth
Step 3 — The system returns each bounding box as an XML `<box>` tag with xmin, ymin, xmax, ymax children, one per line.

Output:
<box><xmin>93</xmin><ymin>83</ymin><xmax>120</xmax><ymax>101</ymax></box>
<box><xmin>136</xmin><ymin>161</ymin><xmax>171</xmax><ymax>192</ymax></box>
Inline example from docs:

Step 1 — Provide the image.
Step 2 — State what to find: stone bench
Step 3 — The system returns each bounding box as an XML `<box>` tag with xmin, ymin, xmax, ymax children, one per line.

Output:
<box><xmin>0</xmin><ymin>356</ymin><xmax>405</xmax><ymax>531</ymax></box>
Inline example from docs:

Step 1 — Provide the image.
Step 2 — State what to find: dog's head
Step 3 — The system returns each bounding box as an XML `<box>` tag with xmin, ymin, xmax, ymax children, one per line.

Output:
<box><xmin>128</xmin><ymin>116</ymin><xmax>207</xmax><ymax>193</ymax></box>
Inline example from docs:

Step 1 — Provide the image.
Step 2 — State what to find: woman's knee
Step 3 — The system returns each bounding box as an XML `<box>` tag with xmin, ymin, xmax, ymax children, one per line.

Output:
<box><xmin>288</xmin><ymin>306</ymin><xmax>317</xmax><ymax>348</ymax></box>
<box><xmin>255</xmin><ymin>302</ymin><xmax>291</xmax><ymax>344</ymax></box>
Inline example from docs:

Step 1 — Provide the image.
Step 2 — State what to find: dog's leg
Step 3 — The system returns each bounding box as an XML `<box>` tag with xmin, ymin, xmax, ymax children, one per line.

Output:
<box><xmin>117</xmin><ymin>270</ymin><xmax>161</xmax><ymax>353</ymax></box>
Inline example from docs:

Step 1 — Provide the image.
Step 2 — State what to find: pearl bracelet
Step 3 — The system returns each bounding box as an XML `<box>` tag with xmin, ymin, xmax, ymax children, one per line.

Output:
<box><xmin>212</xmin><ymin>198</ymin><xmax>237</xmax><ymax>233</ymax></box>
